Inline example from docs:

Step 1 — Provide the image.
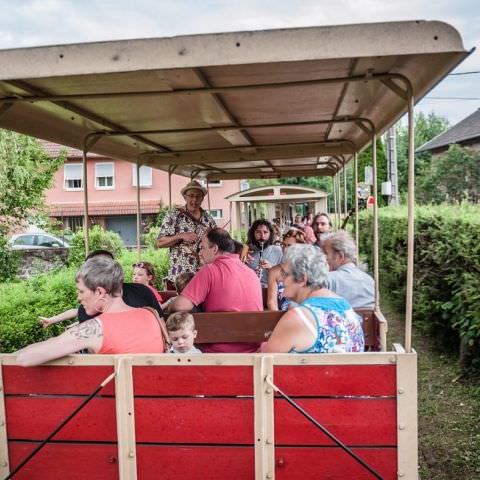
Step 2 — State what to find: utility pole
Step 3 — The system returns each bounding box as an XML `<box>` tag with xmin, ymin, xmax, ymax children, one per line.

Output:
<box><xmin>386</xmin><ymin>126</ymin><xmax>399</xmax><ymax>206</ymax></box>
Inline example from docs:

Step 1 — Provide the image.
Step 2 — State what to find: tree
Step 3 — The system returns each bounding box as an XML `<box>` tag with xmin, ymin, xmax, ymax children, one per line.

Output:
<box><xmin>396</xmin><ymin>111</ymin><xmax>449</xmax><ymax>195</ymax></box>
<box><xmin>0</xmin><ymin>129</ymin><xmax>64</xmax><ymax>233</ymax></box>
<box><xmin>421</xmin><ymin>145</ymin><xmax>480</xmax><ymax>204</ymax></box>
<box><xmin>0</xmin><ymin>130</ymin><xmax>64</xmax><ymax>280</ymax></box>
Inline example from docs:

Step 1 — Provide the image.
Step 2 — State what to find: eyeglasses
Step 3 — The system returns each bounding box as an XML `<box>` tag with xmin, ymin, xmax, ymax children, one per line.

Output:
<box><xmin>280</xmin><ymin>267</ymin><xmax>294</xmax><ymax>280</ymax></box>
<box><xmin>132</xmin><ymin>262</ymin><xmax>147</xmax><ymax>268</ymax></box>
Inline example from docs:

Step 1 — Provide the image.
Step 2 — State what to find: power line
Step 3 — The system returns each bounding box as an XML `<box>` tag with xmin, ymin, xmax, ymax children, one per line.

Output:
<box><xmin>424</xmin><ymin>97</ymin><xmax>480</xmax><ymax>101</ymax></box>
<box><xmin>448</xmin><ymin>70</ymin><xmax>480</xmax><ymax>76</ymax></box>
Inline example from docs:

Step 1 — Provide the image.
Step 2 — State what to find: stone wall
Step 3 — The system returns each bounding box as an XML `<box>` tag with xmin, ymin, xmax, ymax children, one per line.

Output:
<box><xmin>16</xmin><ymin>248</ymin><xmax>69</xmax><ymax>279</ymax></box>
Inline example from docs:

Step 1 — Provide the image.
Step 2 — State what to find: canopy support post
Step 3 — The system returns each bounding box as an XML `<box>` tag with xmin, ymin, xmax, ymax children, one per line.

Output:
<box><xmin>343</xmin><ymin>165</ymin><xmax>348</xmax><ymax>219</ymax></box>
<box><xmin>372</xmin><ymin>129</ymin><xmax>380</xmax><ymax>311</ymax></box>
<box><xmin>405</xmin><ymin>89</ymin><xmax>415</xmax><ymax>353</ymax></box>
<box><xmin>81</xmin><ymin>134</ymin><xmax>101</xmax><ymax>257</ymax></box>
<box><xmin>135</xmin><ymin>158</ymin><xmax>141</xmax><ymax>260</ymax></box>
<box><xmin>354</xmin><ymin>151</ymin><xmax>359</xmax><ymax>260</ymax></box>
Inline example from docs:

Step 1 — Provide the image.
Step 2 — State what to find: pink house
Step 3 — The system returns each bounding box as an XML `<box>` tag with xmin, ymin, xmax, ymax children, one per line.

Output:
<box><xmin>43</xmin><ymin>142</ymin><xmax>241</xmax><ymax>245</ymax></box>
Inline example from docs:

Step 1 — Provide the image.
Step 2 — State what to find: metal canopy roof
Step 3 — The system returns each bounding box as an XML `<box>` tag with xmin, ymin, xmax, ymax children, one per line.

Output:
<box><xmin>0</xmin><ymin>21</ymin><xmax>469</xmax><ymax>180</ymax></box>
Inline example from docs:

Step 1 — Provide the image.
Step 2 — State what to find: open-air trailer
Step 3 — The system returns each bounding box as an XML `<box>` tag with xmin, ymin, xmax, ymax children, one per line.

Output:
<box><xmin>0</xmin><ymin>21</ymin><xmax>470</xmax><ymax>479</ymax></box>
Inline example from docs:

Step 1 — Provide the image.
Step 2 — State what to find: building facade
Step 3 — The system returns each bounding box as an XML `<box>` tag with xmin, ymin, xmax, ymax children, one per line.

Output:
<box><xmin>43</xmin><ymin>142</ymin><xmax>240</xmax><ymax>245</ymax></box>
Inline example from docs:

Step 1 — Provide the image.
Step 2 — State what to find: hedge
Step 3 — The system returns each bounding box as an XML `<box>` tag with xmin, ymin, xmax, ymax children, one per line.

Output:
<box><xmin>0</xmin><ymin>248</ymin><xmax>170</xmax><ymax>353</ymax></box>
<box><xmin>359</xmin><ymin>205</ymin><xmax>480</xmax><ymax>367</ymax></box>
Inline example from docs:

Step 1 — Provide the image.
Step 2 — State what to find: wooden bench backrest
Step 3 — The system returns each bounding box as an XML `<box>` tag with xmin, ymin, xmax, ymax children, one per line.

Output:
<box><xmin>194</xmin><ymin>308</ymin><xmax>381</xmax><ymax>350</ymax></box>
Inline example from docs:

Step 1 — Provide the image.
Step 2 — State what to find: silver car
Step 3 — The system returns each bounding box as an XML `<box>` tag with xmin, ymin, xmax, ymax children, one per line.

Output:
<box><xmin>8</xmin><ymin>233</ymin><xmax>70</xmax><ymax>249</ymax></box>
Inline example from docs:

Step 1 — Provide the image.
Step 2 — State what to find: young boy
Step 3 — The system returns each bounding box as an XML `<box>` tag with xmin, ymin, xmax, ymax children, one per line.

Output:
<box><xmin>166</xmin><ymin>311</ymin><xmax>201</xmax><ymax>354</ymax></box>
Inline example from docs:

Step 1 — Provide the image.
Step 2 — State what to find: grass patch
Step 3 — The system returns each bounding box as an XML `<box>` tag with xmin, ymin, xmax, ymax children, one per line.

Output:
<box><xmin>381</xmin><ymin>296</ymin><xmax>480</xmax><ymax>479</ymax></box>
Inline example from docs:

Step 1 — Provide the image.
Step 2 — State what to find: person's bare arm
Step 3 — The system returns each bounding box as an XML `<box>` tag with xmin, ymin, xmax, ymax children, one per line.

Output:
<box><xmin>16</xmin><ymin>319</ymin><xmax>104</xmax><ymax>367</ymax></box>
<box><xmin>157</xmin><ymin>232</ymin><xmax>198</xmax><ymax>248</ymax></box>
<box><xmin>266</xmin><ymin>266</ymin><xmax>280</xmax><ymax>311</ymax></box>
<box><xmin>169</xmin><ymin>294</ymin><xmax>195</xmax><ymax>312</ymax></box>
<box><xmin>38</xmin><ymin>308</ymin><xmax>79</xmax><ymax>328</ymax></box>
<box><xmin>261</xmin><ymin>310</ymin><xmax>302</xmax><ymax>353</ymax></box>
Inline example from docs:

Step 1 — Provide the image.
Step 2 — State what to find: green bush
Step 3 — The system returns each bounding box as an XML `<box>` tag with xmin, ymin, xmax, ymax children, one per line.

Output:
<box><xmin>359</xmin><ymin>204</ymin><xmax>480</xmax><ymax>368</ymax></box>
<box><xmin>0</xmin><ymin>235</ymin><xmax>19</xmax><ymax>282</ymax></box>
<box><xmin>0</xmin><ymin>267</ymin><xmax>78</xmax><ymax>352</ymax></box>
<box><xmin>143</xmin><ymin>226</ymin><xmax>160</xmax><ymax>250</ymax></box>
<box><xmin>69</xmin><ymin>225</ymin><xmax>125</xmax><ymax>266</ymax></box>
<box><xmin>118</xmin><ymin>248</ymin><xmax>170</xmax><ymax>289</ymax></box>
<box><xmin>0</xmin><ymin>247</ymin><xmax>171</xmax><ymax>352</ymax></box>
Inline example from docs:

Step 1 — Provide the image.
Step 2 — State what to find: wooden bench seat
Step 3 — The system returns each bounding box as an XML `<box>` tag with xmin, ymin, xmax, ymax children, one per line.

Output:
<box><xmin>193</xmin><ymin>308</ymin><xmax>387</xmax><ymax>351</ymax></box>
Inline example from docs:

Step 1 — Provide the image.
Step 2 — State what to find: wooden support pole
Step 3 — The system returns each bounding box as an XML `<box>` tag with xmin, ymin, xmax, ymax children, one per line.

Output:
<box><xmin>396</xmin><ymin>352</ymin><xmax>418</xmax><ymax>478</ymax></box>
<box><xmin>405</xmin><ymin>93</ymin><xmax>415</xmax><ymax>353</ymax></box>
<box><xmin>115</xmin><ymin>358</ymin><xmax>137</xmax><ymax>480</ymax></box>
<box><xmin>372</xmin><ymin>131</ymin><xmax>380</xmax><ymax>310</ymax></box>
<box><xmin>82</xmin><ymin>147</ymin><xmax>90</xmax><ymax>256</ymax></box>
<box><xmin>354</xmin><ymin>152</ymin><xmax>359</xmax><ymax>259</ymax></box>
<box><xmin>0</xmin><ymin>361</ymin><xmax>10</xmax><ymax>478</ymax></box>
<box><xmin>254</xmin><ymin>355</ymin><xmax>275</xmax><ymax>480</ymax></box>
<box><xmin>135</xmin><ymin>160</ymin><xmax>141</xmax><ymax>260</ymax></box>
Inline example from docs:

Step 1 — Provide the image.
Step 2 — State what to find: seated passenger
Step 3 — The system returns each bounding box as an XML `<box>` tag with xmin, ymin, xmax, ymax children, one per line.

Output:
<box><xmin>170</xmin><ymin>227</ymin><xmax>262</xmax><ymax>353</ymax></box>
<box><xmin>312</xmin><ymin>213</ymin><xmax>333</xmax><ymax>247</ymax></box>
<box><xmin>322</xmin><ymin>230</ymin><xmax>375</xmax><ymax>309</ymax></box>
<box><xmin>246</xmin><ymin>219</ymin><xmax>283</xmax><ymax>287</ymax></box>
<box><xmin>39</xmin><ymin>250</ymin><xmax>163</xmax><ymax>328</ymax></box>
<box><xmin>132</xmin><ymin>261</ymin><xmax>163</xmax><ymax>302</ymax></box>
<box><xmin>16</xmin><ymin>257</ymin><xmax>166</xmax><ymax>366</ymax></box>
<box><xmin>161</xmin><ymin>272</ymin><xmax>195</xmax><ymax>314</ymax></box>
<box><xmin>262</xmin><ymin>244</ymin><xmax>364</xmax><ymax>353</ymax></box>
<box><xmin>166</xmin><ymin>312</ymin><xmax>201</xmax><ymax>354</ymax></box>
<box><xmin>267</xmin><ymin>228</ymin><xmax>306</xmax><ymax>311</ymax></box>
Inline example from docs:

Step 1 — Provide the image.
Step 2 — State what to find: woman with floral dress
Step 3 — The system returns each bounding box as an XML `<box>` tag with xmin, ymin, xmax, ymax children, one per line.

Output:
<box><xmin>262</xmin><ymin>244</ymin><xmax>364</xmax><ymax>354</ymax></box>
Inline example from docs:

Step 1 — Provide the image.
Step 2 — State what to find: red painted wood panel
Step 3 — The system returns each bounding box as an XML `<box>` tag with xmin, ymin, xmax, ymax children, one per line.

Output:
<box><xmin>274</xmin><ymin>398</ymin><xmax>397</xmax><ymax>445</ymax></box>
<box><xmin>135</xmin><ymin>398</ymin><xmax>254</xmax><ymax>444</ymax></box>
<box><xmin>275</xmin><ymin>365</ymin><xmax>396</xmax><ymax>396</ymax></box>
<box><xmin>274</xmin><ymin>447</ymin><xmax>397</xmax><ymax>480</ymax></box>
<box><xmin>2</xmin><ymin>366</ymin><xmax>115</xmax><ymax>395</ymax></box>
<box><xmin>8</xmin><ymin>442</ymin><xmax>119</xmax><ymax>480</ymax></box>
<box><xmin>133</xmin><ymin>365</ymin><xmax>253</xmax><ymax>396</ymax></box>
<box><xmin>6</xmin><ymin>397</ymin><xmax>117</xmax><ymax>442</ymax></box>
<box><xmin>137</xmin><ymin>445</ymin><xmax>254</xmax><ymax>479</ymax></box>
<box><xmin>7</xmin><ymin>396</ymin><xmax>254</xmax><ymax>445</ymax></box>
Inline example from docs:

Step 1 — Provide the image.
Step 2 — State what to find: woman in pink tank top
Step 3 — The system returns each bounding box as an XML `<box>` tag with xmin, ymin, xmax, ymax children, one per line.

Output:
<box><xmin>16</xmin><ymin>257</ymin><xmax>165</xmax><ymax>366</ymax></box>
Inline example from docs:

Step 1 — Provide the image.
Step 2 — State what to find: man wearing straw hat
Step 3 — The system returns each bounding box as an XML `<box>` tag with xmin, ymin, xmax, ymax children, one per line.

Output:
<box><xmin>157</xmin><ymin>180</ymin><xmax>217</xmax><ymax>289</ymax></box>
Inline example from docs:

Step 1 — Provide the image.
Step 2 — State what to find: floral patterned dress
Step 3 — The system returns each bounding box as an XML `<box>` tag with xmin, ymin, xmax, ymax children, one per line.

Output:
<box><xmin>158</xmin><ymin>206</ymin><xmax>216</xmax><ymax>283</ymax></box>
<box><xmin>289</xmin><ymin>296</ymin><xmax>364</xmax><ymax>353</ymax></box>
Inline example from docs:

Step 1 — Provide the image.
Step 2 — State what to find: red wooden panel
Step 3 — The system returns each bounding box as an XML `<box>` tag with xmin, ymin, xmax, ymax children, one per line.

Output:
<box><xmin>275</xmin><ymin>447</ymin><xmax>397</xmax><ymax>480</ymax></box>
<box><xmin>135</xmin><ymin>398</ymin><xmax>253</xmax><ymax>444</ymax></box>
<box><xmin>2</xmin><ymin>366</ymin><xmax>115</xmax><ymax>395</ymax></box>
<box><xmin>8</xmin><ymin>442</ymin><xmax>119</xmax><ymax>480</ymax></box>
<box><xmin>133</xmin><ymin>366</ymin><xmax>253</xmax><ymax>396</ymax></box>
<box><xmin>6</xmin><ymin>397</ymin><xmax>116</xmax><ymax>442</ymax></box>
<box><xmin>275</xmin><ymin>398</ymin><xmax>397</xmax><ymax>445</ymax></box>
<box><xmin>137</xmin><ymin>445</ymin><xmax>254</xmax><ymax>479</ymax></box>
<box><xmin>275</xmin><ymin>365</ymin><xmax>396</xmax><ymax>396</ymax></box>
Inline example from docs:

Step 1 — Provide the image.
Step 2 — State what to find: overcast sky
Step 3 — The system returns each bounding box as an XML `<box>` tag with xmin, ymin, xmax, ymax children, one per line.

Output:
<box><xmin>0</xmin><ymin>0</ymin><xmax>478</xmax><ymax>125</ymax></box>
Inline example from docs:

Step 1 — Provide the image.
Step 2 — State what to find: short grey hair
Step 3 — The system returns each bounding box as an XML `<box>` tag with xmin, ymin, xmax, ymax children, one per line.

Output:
<box><xmin>323</xmin><ymin>230</ymin><xmax>357</xmax><ymax>262</ymax></box>
<box><xmin>282</xmin><ymin>244</ymin><xmax>329</xmax><ymax>289</ymax></box>
<box><xmin>75</xmin><ymin>257</ymin><xmax>124</xmax><ymax>296</ymax></box>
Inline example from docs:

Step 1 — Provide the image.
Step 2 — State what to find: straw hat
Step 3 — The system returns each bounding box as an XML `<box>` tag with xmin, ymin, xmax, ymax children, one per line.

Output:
<box><xmin>180</xmin><ymin>180</ymin><xmax>208</xmax><ymax>197</ymax></box>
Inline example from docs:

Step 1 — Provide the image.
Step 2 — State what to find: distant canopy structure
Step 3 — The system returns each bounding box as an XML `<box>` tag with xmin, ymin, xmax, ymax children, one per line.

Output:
<box><xmin>226</xmin><ymin>185</ymin><xmax>328</xmax><ymax>230</ymax></box>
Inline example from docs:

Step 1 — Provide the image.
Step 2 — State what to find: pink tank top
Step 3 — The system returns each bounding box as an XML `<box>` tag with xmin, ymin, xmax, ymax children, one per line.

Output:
<box><xmin>97</xmin><ymin>308</ymin><xmax>164</xmax><ymax>354</ymax></box>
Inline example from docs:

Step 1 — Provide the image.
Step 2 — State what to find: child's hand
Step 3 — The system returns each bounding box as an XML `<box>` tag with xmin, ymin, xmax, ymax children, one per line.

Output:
<box><xmin>38</xmin><ymin>316</ymin><xmax>53</xmax><ymax>328</ymax></box>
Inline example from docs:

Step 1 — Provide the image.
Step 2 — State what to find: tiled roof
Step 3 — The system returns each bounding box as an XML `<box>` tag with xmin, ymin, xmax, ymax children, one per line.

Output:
<box><xmin>39</xmin><ymin>140</ymin><xmax>104</xmax><ymax>159</ymax></box>
<box><xmin>417</xmin><ymin>108</ymin><xmax>480</xmax><ymax>152</ymax></box>
<box><xmin>49</xmin><ymin>200</ymin><xmax>161</xmax><ymax>217</ymax></box>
